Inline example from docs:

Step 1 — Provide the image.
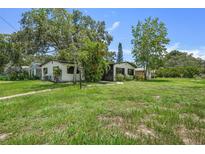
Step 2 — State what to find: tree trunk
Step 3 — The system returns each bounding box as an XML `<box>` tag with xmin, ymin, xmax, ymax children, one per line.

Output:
<box><xmin>144</xmin><ymin>63</ymin><xmax>151</xmax><ymax>80</ymax></box>
<box><xmin>73</xmin><ymin>62</ymin><xmax>77</xmax><ymax>84</ymax></box>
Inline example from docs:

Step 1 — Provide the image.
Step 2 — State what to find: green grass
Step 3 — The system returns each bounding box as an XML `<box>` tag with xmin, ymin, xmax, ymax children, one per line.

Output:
<box><xmin>0</xmin><ymin>78</ymin><xmax>205</xmax><ymax>144</ymax></box>
<box><xmin>0</xmin><ymin>80</ymin><xmax>68</xmax><ymax>97</ymax></box>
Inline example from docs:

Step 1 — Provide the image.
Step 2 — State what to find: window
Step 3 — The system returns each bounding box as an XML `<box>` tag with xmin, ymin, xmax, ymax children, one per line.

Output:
<box><xmin>67</xmin><ymin>66</ymin><xmax>74</xmax><ymax>74</ymax></box>
<box><xmin>128</xmin><ymin>69</ymin><xmax>134</xmax><ymax>75</ymax></box>
<box><xmin>116</xmin><ymin>67</ymin><xmax>125</xmax><ymax>75</ymax></box>
<box><xmin>43</xmin><ymin>67</ymin><xmax>48</xmax><ymax>75</ymax></box>
<box><xmin>67</xmin><ymin>66</ymin><xmax>80</xmax><ymax>74</ymax></box>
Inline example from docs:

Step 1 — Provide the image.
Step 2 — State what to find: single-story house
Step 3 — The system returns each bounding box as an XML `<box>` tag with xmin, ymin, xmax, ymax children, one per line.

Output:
<box><xmin>40</xmin><ymin>60</ymin><xmax>84</xmax><ymax>82</ymax></box>
<box><xmin>102</xmin><ymin>62</ymin><xmax>137</xmax><ymax>81</ymax></box>
<box><xmin>29</xmin><ymin>62</ymin><xmax>42</xmax><ymax>78</ymax></box>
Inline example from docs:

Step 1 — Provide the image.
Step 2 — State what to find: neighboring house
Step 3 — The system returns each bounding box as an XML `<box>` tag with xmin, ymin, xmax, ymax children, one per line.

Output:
<box><xmin>102</xmin><ymin>62</ymin><xmax>136</xmax><ymax>81</ymax></box>
<box><xmin>40</xmin><ymin>60</ymin><xmax>84</xmax><ymax>82</ymax></box>
<box><xmin>29</xmin><ymin>62</ymin><xmax>42</xmax><ymax>78</ymax></box>
<box><xmin>21</xmin><ymin>66</ymin><xmax>29</xmax><ymax>72</ymax></box>
<box><xmin>134</xmin><ymin>68</ymin><xmax>152</xmax><ymax>79</ymax></box>
<box><xmin>134</xmin><ymin>68</ymin><xmax>145</xmax><ymax>79</ymax></box>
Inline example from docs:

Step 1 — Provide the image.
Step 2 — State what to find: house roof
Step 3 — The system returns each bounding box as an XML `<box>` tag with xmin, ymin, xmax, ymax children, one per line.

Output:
<box><xmin>114</xmin><ymin>61</ymin><xmax>137</xmax><ymax>68</ymax></box>
<box><xmin>40</xmin><ymin>60</ymin><xmax>72</xmax><ymax>67</ymax></box>
<box><xmin>135</xmin><ymin>68</ymin><xmax>145</xmax><ymax>71</ymax></box>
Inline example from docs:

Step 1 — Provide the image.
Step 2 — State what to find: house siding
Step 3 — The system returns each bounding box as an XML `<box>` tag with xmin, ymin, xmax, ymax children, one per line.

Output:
<box><xmin>41</xmin><ymin>61</ymin><xmax>83</xmax><ymax>82</ymax></box>
<box><xmin>113</xmin><ymin>63</ymin><xmax>136</xmax><ymax>81</ymax></box>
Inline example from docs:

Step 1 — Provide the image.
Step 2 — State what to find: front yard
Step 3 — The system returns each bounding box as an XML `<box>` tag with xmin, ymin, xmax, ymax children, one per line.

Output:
<box><xmin>0</xmin><ymin>80</ymin><xmax>67</xmax><ymax>97</ymax></box>
<box><xmin>0</xmin><ymin>78</ymin><xmax>205</xmax><ymax>144</ymax></box>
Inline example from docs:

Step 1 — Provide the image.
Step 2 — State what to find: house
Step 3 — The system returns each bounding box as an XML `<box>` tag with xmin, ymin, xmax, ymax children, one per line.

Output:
<box><xmin>102</xmin><ymin>62</ymin><xmax>136</xmax><ymax>81</ymax></box>
<box><xmin>134</xmin><ymin>68</ymin><xmax>145</xmax><ymax>79</ymax></box>
<box><xmin>40</xmin><ymin>60</ymin><xmax>84</xmax><ymax>82</ymax></box>
<box><xmin>29</xmin><ymin>62</ymin><xmax>42</xmax><ymax>79</ymax></box>
<box><xmin>134</xmin><ymin>68</ymin><xmax>152</xmax><ymax>79</ymax></box>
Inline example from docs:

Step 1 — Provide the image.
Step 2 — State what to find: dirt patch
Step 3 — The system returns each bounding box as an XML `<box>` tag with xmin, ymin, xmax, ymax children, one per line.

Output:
<box><xmin>137</xmin><ymin>124</ymin><xmax>156</xmax><ymax>137</ymax></box>
<box><xmin>176</xmin><ymin>126</ymin><xmax>195</xmax><ymax>144</ymax></box>
<box><xmin>154</xmin><ymin>95</ymin><xmax>160</xmax><ymax>100</ymax></box>
<box><xmin>142</xmin><ymin>113</ymin><xmax>157</xmax><ymax>122</ymax></box>
<box><xmin>97</xmin><ymin>115</ymin><xmax>124</xmax><ymax>128</ymax></box>
<box><xmin>97</xmin><ymin>115</ymin><xmax>157</xmax><ymax>140</ymax></box>
<box><xmin>124</xmin><ymin>131</ymin><xmax>138</xmax><ymax>139</ymax></box>
<box><xmin>124</xmin><ymin>123</ymin><xmax>156</xmax><ymax>139</ymax></box>
<box><xmin>180</xmin><ymin>113</ymin><xmax>205</xmax><ymax>123</ymax></box>
<box><xmin>0</xmin><ymin>133</ymin><xmax>12</xmax><ymax>141</ymax></box>
<box><xmin>53</xmin><ymin>124</ymin><xmax>68</xmax><ymax>133</ymax></box>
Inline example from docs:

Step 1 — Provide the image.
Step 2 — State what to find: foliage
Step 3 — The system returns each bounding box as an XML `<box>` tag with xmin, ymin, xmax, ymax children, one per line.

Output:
<box><xmin>132</xmin><ymin>17</ymin><xmax>170</xmax><ymax>80</ymax></box>
<box><xmin>135</xmin><ymin>75</ymin><xmax>145</xmax><ymax>81</ymax></box>
<box><xmin>117</xmin><ymin>42</ymin><xmax>123</xmax><ymax>63</ymax></box>
<box><xmin>20</xmin><ymin>9</ymin><xmax>112</xmax><ymax>83</ymax></box>
<box><xmin>53</xmin><ymin>67</ymin><xmax>62</xmax><ymax>82</ymax></box>
<box><xmin>80</xmin><ymin>40</ymin><xmax>109</xmax><ymax>82</ymax></box>
<box><xmin>116</xmin><ymin>73</ymin><xmax>124</xmax><ymax>81</ymax></box>
<box><xmin>7</xmin><ymin>70</ymin><xmax>29</xmax><ymax>81</ymax></box>
<box><xmin>156</xmin><ymin>66</ymin><xmax>202</xmax><ymax>78</ymax></box>
<box><xmin>124</xmin><ymin>75</ymin><xmax>134</xmax><ymax>81</ymax></box>
<box><xmin>163</xmin><ymin>50</ymin><xmax>205</xmax><ymax>69</ymax></box>
<box><xmin>0</xmin><ymin>75</ymin><xmax>8</xmax><ymax>81</ymax></box>
<box><xmin>157</xmin><ymin>50</ymin><xmax>205</xmax><ymax>78</ymax></box>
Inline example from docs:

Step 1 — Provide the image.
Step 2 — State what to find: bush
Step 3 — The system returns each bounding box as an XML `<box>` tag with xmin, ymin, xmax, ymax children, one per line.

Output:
<box><xmin>116</xmin><ymin>73</ymin><xmax>124</xmax><ymax>81</ymax></box>
<box><xmin>7</xmin><ymin>70</ymin><xmax>29</xmax><ymax>81</ymax></box>
<box><xmin>156</xmin><ymin>66</ymin><xmax>202</xmax><ymax>78</ymax></box>
<box><xmin>135</xmin><ymin>75</ymin><xmax>145</xmax><ymax>81</ymax></box>
<box><xmin>125</xmin><ymin>75</ymin><xmax>134</xmax><ymax>81</ymax></box>
<box><xmin>0</xmin><ymin>75</ymin><xmax>8</xmax><ymax>81</ymax></box>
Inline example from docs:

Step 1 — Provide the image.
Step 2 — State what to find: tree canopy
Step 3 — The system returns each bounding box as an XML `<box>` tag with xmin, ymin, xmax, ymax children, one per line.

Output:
<box><xmin>117</xmin><ymin>42</ymin><xmax>123</xmax><ymax>63</ymax></box>
<box><xmin>132</xmin><ymin>17</ymin><xmax>170</xmax><ymax>79</ymax></box>
<box><xmin>18</xmin><ymin>8</ymin><xmax>113</xmax><ymax>82</ymax></box>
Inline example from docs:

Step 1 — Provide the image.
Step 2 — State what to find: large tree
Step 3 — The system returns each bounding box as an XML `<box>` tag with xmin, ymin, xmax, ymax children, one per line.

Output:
<box><xmin>164</xmin><ymin>50</ymin><xmax>205</xmax><ymax>68</ymax></box>
<box><xmin>117</xmin><ymin>42</ymin><xmax>123</xmax><ymax>63</ymax></box>
<box><xmin>131</xmin><ymin>17</ymin><xmax>170</xmax><ymax>80</ymax></box>
<box><xmin>20</xmin><ymin>9</ymin><xmax>112</xmax><ymax>82</ymax></box>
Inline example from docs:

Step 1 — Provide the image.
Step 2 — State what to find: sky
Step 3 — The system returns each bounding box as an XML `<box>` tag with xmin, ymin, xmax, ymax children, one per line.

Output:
<box><xmin>0</xmin><ymin>8</ymin><xmax>205</xmax><ymax>61</ymax></box>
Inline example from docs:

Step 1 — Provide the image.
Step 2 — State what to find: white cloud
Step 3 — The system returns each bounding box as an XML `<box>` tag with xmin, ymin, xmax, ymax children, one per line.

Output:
<box><xmin>108</xmin><ymin>21</ymin><xmax>120</xmax><ymax>32</ymax></box>
<box><xmin>167</xmin><ymin>43</ymin><xmax>205</xmax><ymax>59</ymax></box>
<box><xmin>167</xmin><ymin>42</ymin><xmax>180</xmax><ymax>52</ymax></box>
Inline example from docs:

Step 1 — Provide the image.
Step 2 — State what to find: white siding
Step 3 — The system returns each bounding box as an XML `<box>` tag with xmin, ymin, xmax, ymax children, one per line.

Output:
<box><xmin>41</xmin><ymin>61</ymin><xmax>83</xmax><ymax>82</ymax></box>
<box><xmin>113</xmin><ymin>63</ymin><xmax>135</xmax><ymax>81</ymax></box>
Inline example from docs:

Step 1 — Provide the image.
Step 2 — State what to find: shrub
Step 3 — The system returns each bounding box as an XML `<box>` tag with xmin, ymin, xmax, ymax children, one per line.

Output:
<box><xmin>0</xmin><ymin>75</ymin><xmax>8</xmax><ymax>81</ymax></box>
<box><xmin>135</xmin><ymin>75</ymin><xmax>145</xmax><ymax>81</ymax></box>
<box><xmin>116</xmin><ymin>73</ymin><xmax>124</xmax><ymax>81</ymax></box>
<box><xmin>53</xmin><ymin>67</ymin><xmax>62</xmax><ymax>82</ymax></box>
<box><xmin>156</xmin><ymin>66</ymin><xmax>201</xmax><ymax>78</ymax></box>
<box><xmin>7</xmin><ymin>70</ymin><xmax>29</xmax><ymax>81</ymax></box>
<box><xmin>125</xmin><ymin>75</ymin><xmax>134</xmax><ymax>81</ymax></box>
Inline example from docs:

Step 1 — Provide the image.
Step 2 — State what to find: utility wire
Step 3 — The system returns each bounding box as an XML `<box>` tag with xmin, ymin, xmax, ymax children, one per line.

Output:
<box><xmin>0</xmin><ymin>15</ymin><xmax>17</xmax><ymax>31</ymax></box>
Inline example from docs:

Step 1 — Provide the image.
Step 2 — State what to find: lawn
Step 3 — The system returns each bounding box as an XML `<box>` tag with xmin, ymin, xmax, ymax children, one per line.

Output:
<box><xmin>0</xmin><ymin>78</ymin><xmax>205</xmax><ymax>144</ymax></box>
<box><xmin>0</xmin><ymin>80</ymin><xmax>68</xmax><ymax>97</ymax></box>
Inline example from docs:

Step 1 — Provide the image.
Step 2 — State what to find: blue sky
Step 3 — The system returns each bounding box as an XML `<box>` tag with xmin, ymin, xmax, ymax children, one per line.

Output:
<box><xmin>0</xmin><ymin>8</ymin><xmax>205</xmax><ymax>61</ymax></box>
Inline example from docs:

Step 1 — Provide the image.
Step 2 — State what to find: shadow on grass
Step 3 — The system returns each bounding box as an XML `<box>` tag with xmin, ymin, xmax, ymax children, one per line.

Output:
<box><xmin>25</xmin><ymin>82</ymin><xmax>71</xmax><ymax>91</ymax></box>
<box><xmin>143</xmin><ymin>79</ymin><xmax>172</xmax><ymax>83</ymax></box>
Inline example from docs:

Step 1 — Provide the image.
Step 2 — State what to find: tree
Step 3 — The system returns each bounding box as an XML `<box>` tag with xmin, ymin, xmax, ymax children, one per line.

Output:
<box><xmin>164</xmin><ymin>50</ymin><xmax>205</xmax><ymax>68</ymax></box>
<box><xmin>20</xmin><ymin>9</ymin><xmax>112</xmax><ymax>83</ymax></box>
<box><xmin>117</xmin><ymin>42</ymin><xmax>123</xmax><ymax>63</ymax></box>
<box><xmin>131</xmin><ymin>17</ymin><xmax>170</xmax><ymax>80</ymax></box>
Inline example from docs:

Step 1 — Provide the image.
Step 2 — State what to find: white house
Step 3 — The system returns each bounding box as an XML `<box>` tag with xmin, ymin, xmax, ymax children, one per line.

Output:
<box><xmin>102</xmin><ymin>62</ymin><xmax>136</xmax><ymax>81</ymax></box>
<box><xmin>40</xmin><ymin>60</ymin><xmax>84</xmax><ymax>82</ymax></box>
